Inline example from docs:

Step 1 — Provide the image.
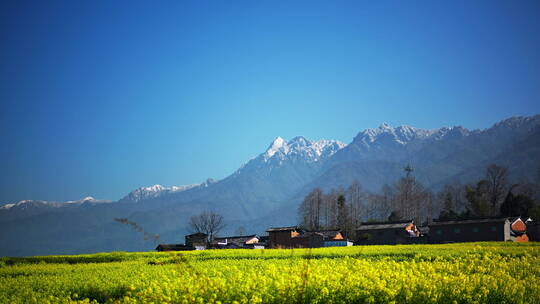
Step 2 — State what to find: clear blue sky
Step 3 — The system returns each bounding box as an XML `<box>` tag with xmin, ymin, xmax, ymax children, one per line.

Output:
<box><xmin>1</xmin><ymin>1</ymin><xmax>539</xmax><ymax>203</ymax></box>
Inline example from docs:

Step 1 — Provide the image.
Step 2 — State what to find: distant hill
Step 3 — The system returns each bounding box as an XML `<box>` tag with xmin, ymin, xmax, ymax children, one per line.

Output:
<box><xmin>1</xmin><ymin>114</ymin><xmax>539</xmax><ymax>256</ymax></box>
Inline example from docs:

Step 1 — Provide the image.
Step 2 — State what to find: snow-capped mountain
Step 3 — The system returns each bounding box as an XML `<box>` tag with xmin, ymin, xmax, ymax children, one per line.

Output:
<box><xmin>119</xmin><ymin>183</ymin><xmax>201</xmax><ymax>203</ymax></box>
<box><xmin>263</xmin><ymin>136</ymin><xmax>345</xmax><ymax>162</ymax></box>
<box><xmin>0</xmin><ymin>200</ymin><xmax>48</xmax><ymax>210</ymax></box>
<box><xmin>355</xmin><ymin>123</ymin><xmax>439</xmax><ymax>146</ymax></box>
<box><xmin>0</xmin><ymin>196</ymin><xmax>112</xmax><ymax>210</ymax></box>
<box><xmin>64</xmin><ymin>196</ymin><xmax>112</xmax><ymax>205</ymax></box>
<box><xmin>316</xmin><ymin>114</ymin><xmax>540</xmax><ymax>193</ymax></box>
<box><xmin>353</xmin><ymin>115</ymin><xmax>540</xmax><ymax>151</ymax></box>
<box><xmin>352</xmin><ymin>123</ymin><xmax>478</xmax><ymax>150</ymax></box>
<box><xmin>333</xmin><ymin>118</ymin><xmax>535</xmax><ymax>165</ymax></box>
<box><xmin>236</xmin><ymin>136</ymin><xmax>345</xmax><ymax>174</ymax></box>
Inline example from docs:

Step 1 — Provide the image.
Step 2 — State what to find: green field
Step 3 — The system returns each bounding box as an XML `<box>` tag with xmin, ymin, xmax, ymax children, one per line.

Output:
<box><xmin>1</xmin><ymin>242</ymin><xmax>539</xmax><ymax>304</ymax></box>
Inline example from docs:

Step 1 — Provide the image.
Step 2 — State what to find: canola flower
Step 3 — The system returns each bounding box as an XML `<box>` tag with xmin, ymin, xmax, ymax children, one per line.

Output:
<box><xmin>0</xmin><ymin>242</ymin><xmax>538</xmax><ymax>303</ymax></box>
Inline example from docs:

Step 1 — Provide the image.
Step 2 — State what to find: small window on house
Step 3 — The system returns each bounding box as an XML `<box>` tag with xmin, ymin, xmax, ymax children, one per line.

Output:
<box><xmin>454</xmin><ymin>228</ymin><xmax>461</xmax><ymax>233</ymax></box>
<box><xmin>491</xmin><ymin>226</ymin><xmax>497</xmax><ymax>232</ymax></box>
<box><xmin>436</xmin><ymin>229</ymin><xmax>442</xmax><ymax>235</ymax></box>
<box><xmin>472</xmin><ymin>227</ymin><xmax>479</xmax><ymax>233</ymax></box>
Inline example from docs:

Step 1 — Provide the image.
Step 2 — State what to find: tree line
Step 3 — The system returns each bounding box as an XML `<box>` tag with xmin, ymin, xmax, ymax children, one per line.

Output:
<box><xmin>298</xmin><ymin>164</ymin><xmax>540</xmax><ymax>238</ymax></box>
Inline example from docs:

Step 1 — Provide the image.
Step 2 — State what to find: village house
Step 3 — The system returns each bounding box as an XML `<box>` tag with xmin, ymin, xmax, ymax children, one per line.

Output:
<box><xmin>185</xmin><ymin>232</ymin><xmax>208</xmax><ymax>249</ymax></box>
<box><xmin>267</xmin><ymin>226</ymin><xmax>302</xmax><ymax>249</ymax></box>
<box><xmin>293</xmin><ymin>230</ymin><xmax>351</xmax><ymax>248</ymax></box>
<box><xmin>351</xmin><ymin>217</ymin><xmax>535</xmax><ymax>245</ymax></box>
<box><xmin>185</xmin><ymin>232</ymin><xmax>208</xmax><ymax>248</ymax></box>
<box><xmin>428</xmin><ymin>218</ymin><xmax>511</xmax><ymax>243</ymax></box>
<box><xmin>319</xmin><ymin>231</ymin><xmax>353</xmax><ymax>247</ymax></box>
<box><xmin>266</xmin><ymin>227</ymin><xmax>351</xmax><ymax>248</ymax></box>
<box><xmin>355</xmin><ymin>220</ymin><xmax>424</xmax><ymax>245</ymax></box>
<box><xmin>155</xmin><ymin>244</ymin><xmax>193</xmax><ymax>251</ymax></box>
<box><xmin>509</xmin><ymin>217</ymin><xmax>529</xmax><ymax>242</ymax></box>
<box><xmin>526</xmin><ymin>218</ymin><xmax>540</xmax><ymax>241</ymax></box>
<box><xmin>155</xmin><ymin>232</ymin><xmax>208</xmax><ymax>252</ymax></box>
<box><xmin>212</xmin><ymin>235</ymin><xmax>265</xmax><ymax>249</ymax></box>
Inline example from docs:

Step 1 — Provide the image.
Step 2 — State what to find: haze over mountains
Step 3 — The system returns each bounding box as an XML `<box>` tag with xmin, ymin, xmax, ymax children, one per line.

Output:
<box><xmin>1</xmin><ymin>115</ymin><xmax>539</xmax><ymax>256</ymax></box>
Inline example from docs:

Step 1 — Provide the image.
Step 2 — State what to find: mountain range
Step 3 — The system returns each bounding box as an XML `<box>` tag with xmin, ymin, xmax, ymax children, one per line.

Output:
<box><xmin>1</xmin><ymin>114</ymin><xmax>539</xmax><ymax>256</ymax></box>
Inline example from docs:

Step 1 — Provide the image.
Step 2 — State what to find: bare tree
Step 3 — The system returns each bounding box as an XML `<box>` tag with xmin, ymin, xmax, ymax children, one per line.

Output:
<box><xmin>392</xmin><ymin>166</ymin><xmax>431</xmax><ymax>223</ymax></box>
<box><xmin>465</xmin><ymin>180</ymin><xmax>491</xmax><ymax>217</ymax></box>
<box><xmin>486</xmin><ymin>164</ymin><xmax>509</xmax><ymax>209</ymax></box>
<box><xmin>379</xmin><ymin>184</ymin><xmax>394</xmax><ymax>220</ymax></box>
<box><xmin>189</xmin><ymin>211</ymin><xmax>225</xmax><ymax>243</ymax></box>
<box><xmin>363</xmin><ymin>196</ymin><xmax>376</xmax><ymax>222</ymax></box>
<box><xmin>347</xmin><ymin>180</ymin><xmax>365</xmax><ymax>226</ymax></box>
<box><xmin>312</xmin><ymin>188</ymin><xmax>323</xmax><ymax>230</ymax></box>
<box><xmin>298</xmin><ymin>188</ymin><xmax>324</xmax><ymax>230</ymax></box>
<box><xmin>322</xmin><ymin>189</ymin><xmax>335</xmax><ymax>228</ymax></box>
<box><xmin>336</xmin><ymin>194</ymin><xmax>354</xmax><ymax>237</ymax></box>
<box><xmin>362</xmin><ymin>184</ymin><xmax>394</xmax><ymax>222</ymax></box>
<box><xmin>436</xmin><ymin>183</ymin><xmax>465</xmax><ymax>220</ymax></box>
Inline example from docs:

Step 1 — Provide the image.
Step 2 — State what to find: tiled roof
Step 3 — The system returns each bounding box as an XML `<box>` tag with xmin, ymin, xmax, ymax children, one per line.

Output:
<box><xmin>357</xmin><ymin>222</ymin><xmax>411</xmax><ymax>230</ymax></box>
<box><xmin>297</xmin><ymin>230</ymin><xmax>341</xmax><ymax>240</ymax></box>
<box><xmin>430</xmin><ymin>218</ymin><xmax>508</xmax><ymax>226</ymax></box>
<box><xmin>214</xmin><ymin>235</ymin><xmax>258</xmax><ymax>243</ymax></box>
<box><xmin>360</xmin><ymin>220</ymin><xmax>413</xmax><ymax>225</ymax></box>
<box><xmin>155</xmin><ymin>244</ymin><xmax>192</xmax><ymax>251</ymax></box>
<box><xmin>266</xmin><ymin>226</ymin><xmax>299</xmax><ymax>232</ymax></box>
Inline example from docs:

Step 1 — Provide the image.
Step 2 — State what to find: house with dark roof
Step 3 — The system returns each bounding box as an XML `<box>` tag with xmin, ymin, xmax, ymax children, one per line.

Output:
<box><xmin>355</xmin><ymin>220</ymin><xmax>424</xmax><ymax>245</ymax></box>
<box><xmin>294</xmin><ymin>230</ymin><xmax>352</xmax><ymax>248</ymax></box>
<box><xmin>212</xmin><ymin>235</ymin><xmax>261</xmax><ymax>249</ymax></box>
<box><xmin>266</xmin><ymin>226</ymin><xmax>303</xmax><ymax>248</ymax></box>
<box><xmin>428</xmin><ymin>218</ymin><xmax>511</xmax><ymax>243</ymax></box>
<box><xmin>266</xmin><ymin>227</ymin><xmax>350</xmax><ymax>248</ymax></box>
<box><xmin>155</xmin><ymin>232</ymin><xmax>208</xmax><ymax>252</ymax></box>
<box><xmin>526</xmin><ymin>218</ymin><xmax>539</xmax><ymax>241</ymax></box>
<box><xmin>155</xmin><ymin>244</ymin><xmax>193</xmax><ymax>251</ymax></box>
<box><xmin>185</xmin><ymin>232</ymin><xmax>208</xmax><ymax>248</ymax></box>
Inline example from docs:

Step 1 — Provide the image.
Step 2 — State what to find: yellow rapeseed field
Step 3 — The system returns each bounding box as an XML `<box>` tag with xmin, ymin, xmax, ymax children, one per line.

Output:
<box><xmin>0</xmin><ymin>242</ymin><xmax>538</xmax><ymax>303</ymax></box>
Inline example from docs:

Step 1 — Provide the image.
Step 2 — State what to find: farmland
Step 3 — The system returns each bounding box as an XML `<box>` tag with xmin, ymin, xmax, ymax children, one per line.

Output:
<box><xmin>1</xmin><ymin>242</ymin><xmax>539</xmax><ymax>304</ymax></box>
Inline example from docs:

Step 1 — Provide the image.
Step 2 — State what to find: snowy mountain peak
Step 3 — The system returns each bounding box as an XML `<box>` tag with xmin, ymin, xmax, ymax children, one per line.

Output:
<box><xmin>289</xmin><ymin>136</ymin><xmax>309</xmax><ymax>144</ymax></box>
<box><xmin>0</xmin><ymin>200</ymin><xmax>47</xmax><ymax>210</ymax></box>
<box><xmin>143</xmin><ymin>184</ymin><xmax>166</xmax><ymax>192</ymax></box>
<box><xmin>272</xmin><ymin>136</ymin><xmax>286</xmax><ymax>146</ymax></box>
<box><xmin>121</xmin><ymin>183</ymin><xmax>200</xmax><ymax>203</ymax></box>
<box><xmin>0</xmin><ymin>196</ymin><xmax>112</xmax><ymax>210</ymax></box>
<box><xmin>266</xmin><ymin>137</ymin><xmax>287</xmax><ymax>157</ymax></box>
<box><xmin>235</xmin><ymin>136</ymin><xmax>345</xmax><ymax>174</ymax></box>
<box><xmin>262</xmin><ymin>136</ymin><xmax>345</xmax><ymax>163</ymax></box>
<box><xmin>356</xmin><ymin>123</ymin><xmax>442</xmax><ymax>146</ymax></box>
<box><xmin>64</xmin><ymin>196</ymin><xmax>96</xmax><ymax>204</ymax></box>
